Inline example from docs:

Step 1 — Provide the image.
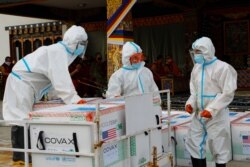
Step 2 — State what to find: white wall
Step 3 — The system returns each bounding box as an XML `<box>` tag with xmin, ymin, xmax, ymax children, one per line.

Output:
<box><xmin>0</xmin><ymin>14</ymin><xmax>55</xmax><ymax>64</ymax></box>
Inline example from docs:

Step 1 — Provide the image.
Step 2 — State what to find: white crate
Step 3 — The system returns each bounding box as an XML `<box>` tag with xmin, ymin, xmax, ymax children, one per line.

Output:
<box><xmin>30</xmin><ymin>103</ymin><xmax>126</xmax><ymax>167</ymax></box>
<box><xmin>162</xmin><ymin>125</ymin><xmax>175</xmax><ymax>166</ymax></box>
<box><xmin>32</xmin><ymin>98</ymin><xmax>102</xmax><ymax>111</ymax></box>
<box><xmin>175</xmin><ymin>122</ymin><xmax>215</xmax><ymax>167</ymax></box>
<box><xmin>161</xmin><ymin>112</ymin><xmax>191</xmax><ymax>167</ymax></box>
<box><xmin>173</xmin><ymin>111</ymin><xmax>244</xmax><ymax>166</ymax></box>
<box><xmin>29</xmin><ymin>93</ymin><xmax>166</xmax><ymax>167</ymax></box>
<box><xmin>229</xmin><ymin>111</ymin><xmax>248</xmax><ymax>122</ymax></box>
<box><xmin>231</xmin><ymin>113</ymin><xmax>250</xmax><ymax>161</ymax></box>
<box><xmin>30</xmin><ymin>123</ymin><xmax>96</xmax><ymax>167</ymax></box>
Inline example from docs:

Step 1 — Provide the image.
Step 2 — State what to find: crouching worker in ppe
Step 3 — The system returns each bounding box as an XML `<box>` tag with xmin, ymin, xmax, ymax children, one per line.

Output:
<box><xmin>106</xmin><ymin>42</ymin><xmax>160</xmax><ymax>99</ymax></box>
<box><xmin>3</xmin><ymin>25</ymin><xmax>88</xmax><ymax>164</ymax></box>
<box><xmin>185</xmin><ymin>37</ymin><xmax>237</xmax><ymax>167</ymax></box>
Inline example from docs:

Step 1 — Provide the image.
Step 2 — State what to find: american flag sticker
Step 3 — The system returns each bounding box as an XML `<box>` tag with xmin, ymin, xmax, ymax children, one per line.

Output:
<box><xmin>102</xmin><ymin>128</ymin><xmax>117</xmax><ymax>141</ymax></box>
<box><xmin>242</xmin><ymin>135</ymin><xmax>250</xmax><ymax>144</ymax></box>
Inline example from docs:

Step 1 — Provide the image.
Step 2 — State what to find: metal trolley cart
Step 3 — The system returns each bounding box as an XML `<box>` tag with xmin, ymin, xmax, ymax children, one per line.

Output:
<box><xmin>0</xmin><ymin>90</ymin><xmax>173</xmax><ymax>167</ymax></box>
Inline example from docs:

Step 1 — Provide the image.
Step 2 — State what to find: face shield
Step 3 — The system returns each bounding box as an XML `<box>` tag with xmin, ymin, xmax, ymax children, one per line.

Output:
<box><xmin>129</xmin><ymin>53</ymin><xmax>144</xmax><ymax>65</ymax></box>
<box><xmin>74</xmin><ymin>40</ymin><xmax>88</xmax><ymax>59</ymax></box>
<box><xmin>189</xmin><ymin>49</ymin><xmax>205</xmax><ymax>64</ymax></box>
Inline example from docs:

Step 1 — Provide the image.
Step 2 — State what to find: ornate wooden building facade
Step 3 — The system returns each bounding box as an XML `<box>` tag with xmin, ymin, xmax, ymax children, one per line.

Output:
<box><xmin>1</xmin><ymin>0</ymin><xmax>250</xmax><ymax>91</ymax></box>
<box><xmin>5</xmin><ymin>21</ymin><xmax>62</xmax><ymax>61</ymax></box>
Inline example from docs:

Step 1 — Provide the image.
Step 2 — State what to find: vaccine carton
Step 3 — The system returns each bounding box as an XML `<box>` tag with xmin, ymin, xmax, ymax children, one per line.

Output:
<box><xmin>231</xmin><ymin>112</ymin><xmax>250</xmax><ymax>161</ymax></box>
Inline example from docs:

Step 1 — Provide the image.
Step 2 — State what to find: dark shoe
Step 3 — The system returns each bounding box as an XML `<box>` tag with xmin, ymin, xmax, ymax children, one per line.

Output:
<box><xmin>216</xmin><ymin>163</ymin><xmax>226</xmax><ymax>167</ymax></box>
<box><xmin>191</xmin><ymin>156</ymin><xmax>206</xmax><ymax>167</ymax></box>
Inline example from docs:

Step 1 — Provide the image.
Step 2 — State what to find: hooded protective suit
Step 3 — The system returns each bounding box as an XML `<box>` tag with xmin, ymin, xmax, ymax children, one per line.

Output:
<box><xmin>185</xmin><ymin>37</ymin><xmax>237</xmax><ymax>164</ymax></box>
<box><xmin>106</xmin><ymin>42</ymin><xmax>159</xmax><ymax>98</ymax></box>
<box><xmin>3</xmin><ymin>25</ymin><xmax>88</xmax><ymax>120</ymax></box>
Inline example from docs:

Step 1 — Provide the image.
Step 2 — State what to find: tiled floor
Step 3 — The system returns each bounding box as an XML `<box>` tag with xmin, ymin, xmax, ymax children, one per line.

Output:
<box><xmin>0</xmin><ymin>151</ymin><xmax>249</xmax><ymax>167</ymax></box>
<box><xmin>0</xmin><ymin>143</ymin><xmax>12</xmax><ymax>167</ymax></box>
<box><xmin>0</xmin><ymin>142</ymin><xmax>31</xmax><ymax>167</ymax></box>
<box><xmin>0</xmin><ymin>145</ymin><xmax>31</xmax><ymax>167</ymax></box>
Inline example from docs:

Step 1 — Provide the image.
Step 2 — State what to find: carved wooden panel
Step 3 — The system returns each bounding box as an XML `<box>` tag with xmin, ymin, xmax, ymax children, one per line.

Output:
<box><xmin>7</xmin><ymin>21</ymin><xmax>62</xmax><ymax>61</ymax></box>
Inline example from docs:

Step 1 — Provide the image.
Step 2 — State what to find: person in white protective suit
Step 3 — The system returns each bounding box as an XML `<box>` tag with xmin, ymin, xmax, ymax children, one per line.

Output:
<box><xmin>185</xmin><ymin>37</ymin><xmax>237</xmax><ymax>167</ymax></box>
<box><xmin>3</xmin><ymin>25</ymin><xmax>88</xmax><ymax>163</ymax></box>
<box><xmin>106</xmin><ymin>42</ymin><xmax>159</xmax><ymax>98</ymax></box>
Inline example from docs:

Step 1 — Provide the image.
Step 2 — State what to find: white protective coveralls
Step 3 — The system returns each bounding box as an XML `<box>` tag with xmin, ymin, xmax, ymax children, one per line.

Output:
<box><xmin>185</xmin><ymin>37</ymin><xmax>237</xmax><ymax>164</ymax></box>
<box><xmin>3</xmin><ymin>25</ymin><xmax>88</xmax><ymax>120</ymax></box>
<box><xmin>106</xmin><ymin>42</ymin><xmax>159</xmax><ymax>98</ymax></box>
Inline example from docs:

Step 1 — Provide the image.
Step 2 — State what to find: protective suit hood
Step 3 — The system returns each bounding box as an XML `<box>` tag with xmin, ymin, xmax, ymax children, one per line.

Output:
<box><xmin>62</xmin><ymin>25</ymin><xmax>88</xmax><ymax>65</ymax></box>
<box><xmin>63</xmin><ymin>25</ymin><xmax>88</xmax><ymax>49</ymax></box>
<box><xmin>192</xmin><ymin>37</ymin><xmax>215</xmax><ymax>61</ymax></box>
<box><xmin>122</xmin><ymin>42</ymin><xmax>142</xmax><ymax>66</ymax></box>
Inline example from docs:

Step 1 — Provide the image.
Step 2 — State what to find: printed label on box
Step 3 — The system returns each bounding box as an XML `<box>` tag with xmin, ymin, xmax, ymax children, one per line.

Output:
<box><xmin>103</xmin><ymin>143</ymin><xmax>119</xmax><ymax>165</ymax></box>
<box><xmin>102</xmin><ymin>140</ymin><xmax>127</xmax><ymax>167</ymax></box>
<box><xmin>242</xmin><ymin>135</ymin><xmax>250</xmax><ymax>155</ymax></box>
<box><xmin>130</xmin><ymin>136</ymin><xmax>136</xmax><ymax>156</ymax></box>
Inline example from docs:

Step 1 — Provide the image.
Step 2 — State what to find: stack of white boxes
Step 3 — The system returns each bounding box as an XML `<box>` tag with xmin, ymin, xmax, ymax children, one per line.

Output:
<box><xmin>174</xmin><ymin>111</ymin><xmax>248</xmax><ymax>167</ymax></box>
<box><xmin>161</xmin><ymin>111</ymin><xmax>191</xmax><ymax>166</ymax></box>
<box><xmin>101</xmin><ymin>97</ymin><xmax>163</xmax><ymax>166</ymax></box>
<box><xmin>229</xmin><ymin>111</ymin><xmax>248</xmax><ymax>122</ymax></box>
<box><xmin>231</xmin><ymin>112</ymin><xmax>250</xmax><ymax>162</ymax></box>
<box><xmin>32</xmin><ymin>98</ymin><xmax>101</xmax><ymax>111</ymax></box>
<box><xmin>174</xmin><ymin>121</ymin><xmax>215</xmax><ymax>167</ymax></box>
<box><xmin>29</xmin><ymin>95</ymin><xmax>164</xmax><ymax>167</ymax></box>
<box><xmin>29</xmin><ymin>97</ymin><xmax>250</xmax><ymax>166</ymax></box>
<box><xmin>32</xmin><ymin>99</ymin><xmax>64</xmax><ymax>111</ymax></box>
<box><xmin>30</xmin><ymin>103</ymin><xmax>126</xmax><ymax>167</ymax></box>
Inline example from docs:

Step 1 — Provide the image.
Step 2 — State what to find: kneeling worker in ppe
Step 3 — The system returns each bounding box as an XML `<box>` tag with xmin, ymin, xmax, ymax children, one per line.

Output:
<box><xmin>106</xmin><ymin>42</ymin><xmax>159</xmax><ymax>98</ymax></box>
<box><xmin>3</xmin><ymin>25</ymin><xmax>88</xmax><ymax>163</ymax></box>
<box><xmin>185</xmin><ymin>37</ymin><xmax>237</xmax><ymax>167</ymax></box>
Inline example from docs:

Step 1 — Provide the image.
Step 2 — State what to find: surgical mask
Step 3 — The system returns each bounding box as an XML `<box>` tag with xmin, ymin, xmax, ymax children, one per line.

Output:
<box><xmin>194</xmin><ymin>54</ymin><xmax>205</xmax><ymax>64</ymax></box>
<box><xmin>131</xmin><ymin>62</ymin><xmax>142</xmax><ymax>69</ymax></box>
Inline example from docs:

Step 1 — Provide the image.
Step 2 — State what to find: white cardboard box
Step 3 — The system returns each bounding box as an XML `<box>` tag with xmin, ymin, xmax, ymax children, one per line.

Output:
<box><xmin>231</xmin><ymin>113</ymin><xmax>250</xmax><ymax>161</ymax></box>
<box><xmin>175</xmin><ymin>122</ymin><xmax>215</xmax><ymax>167</ymax></box>
<box><xmin>174</xmin><ymin>111</ymin><xmax>245</xmax><ymax>167</ymax></box>
<box><xmin>162</xmin><ymin>125</ymin><xmax>175</xmax><ymax>166</ymax></box>
<box><xmin>30</xmin><ymin>123</ymin><xmax>95</xmax><ymax>167</ymax></box>
<box><xmin>229</xmin><ymin>111</ymin><xmax>248</xmax><ymax>122</ymax></box>
<box><xmin>32</xmin><ymin>98</ymin><xmax>102</xmax><ymax>111</ymax></box>
<box><xmin>104</xmin><ymin>96</ymin><xmax>163</xmax><ymax>167</ymax></box>
<box><xmin>30</xmin><ymin>95</ymin><xmax>164</xmax><ymax>167</ymax></box>
<box><xmin>161</xmin><ymin>112</ymin><xmax>191</xmax><ymax>167</ymax></box>
<box><xmin>30</xmin><ymin>103</ymin><xmax>126</xmax><ymax>167</ymax></box>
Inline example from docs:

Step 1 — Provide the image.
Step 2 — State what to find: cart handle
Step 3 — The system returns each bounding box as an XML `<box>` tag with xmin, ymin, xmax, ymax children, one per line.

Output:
<box><xmin>73</xmin><ymin>132</ymin><xmax>79</xmax><ymax>158</ymax></box>
<box><xmin>155</xmin><ymin>115</ymin><xmax>161</xmax><ymax>130</ymax></box>
<box><xmin>36</xmin><ymin>131</ymin><xmax>46</xmax><ymax>150</ymax></box>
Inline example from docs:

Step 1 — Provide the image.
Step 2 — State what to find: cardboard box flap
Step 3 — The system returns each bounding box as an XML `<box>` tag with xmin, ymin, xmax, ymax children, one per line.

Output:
<box><xmin>232</xmin><ymin>113</ymin><xmax>250</xmax><ymax>124</ymax></box>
